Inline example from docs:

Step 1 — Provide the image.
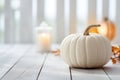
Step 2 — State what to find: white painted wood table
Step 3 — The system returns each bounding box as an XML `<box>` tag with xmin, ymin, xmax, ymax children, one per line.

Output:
<box><xmin>0</xmin><ymin>45</ymin><xmax>120</xmax><ymax>80</ymax></box>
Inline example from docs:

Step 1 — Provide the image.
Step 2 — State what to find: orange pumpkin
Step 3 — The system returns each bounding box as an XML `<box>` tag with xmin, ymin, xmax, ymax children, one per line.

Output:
<box><xmin>89</xmin><ymin>27</ymin><xmax>99</xmax><ymax>33</ymax></box>
<box><xmin>89</xmin><ymin>17</ymin><xmax>116</xmax><ymax>41</ymax></box>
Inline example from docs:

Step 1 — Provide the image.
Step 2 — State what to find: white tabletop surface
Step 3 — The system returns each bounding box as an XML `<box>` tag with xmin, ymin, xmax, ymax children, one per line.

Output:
<box><xmin>0</xmin><ymin>44</ymin><xmax>119</xmax><ymax>80</ymax></box>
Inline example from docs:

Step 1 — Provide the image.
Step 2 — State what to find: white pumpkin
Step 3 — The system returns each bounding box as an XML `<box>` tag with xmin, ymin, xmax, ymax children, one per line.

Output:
<box><xmin>60</xmin><ymin>25</ymin><xmax>112</xmax><ymax>68</ymax></box>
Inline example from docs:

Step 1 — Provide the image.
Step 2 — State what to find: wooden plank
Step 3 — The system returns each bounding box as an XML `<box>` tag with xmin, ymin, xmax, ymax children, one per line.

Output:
<box><xmin>71</xmin><ymin>67</ymin><xmax>110</xmax><ymax>80</ymax></box>
<box><xmin>56</xmin><ymin>0</ymin><xmax>65</xmax><ymax>43</ymax></box>
<box><xmin>38</xmin><ymin>54</ymin><xmax>70</xmax><ymax>80</ymax></box>
<box><xmin>0</xmin><ymin>45</ymin><xmax>31</xmax><ymax>79</ymax></box>
<box><xmin>69</xmin><ymin>0</ymin><xmax>77</xmax><ymax>34</ymax></box>
<box><xmin>0</xmin><ymin>45</ymin><xmax>12</xmax><ymax>63</ymax></box>
<box><xmin>0</xmin><ymin>45</ymin><xmax>10</xmax><ymax>53</ymax></box>
<box><xmin>103</xmin><ymin>62</ymin><xmax>120</xmax><ymax>80</ymax></box>
<box><xmin>20</xmin><ymin>0</ymin><xmax>33</xmax><ymax>43</ymax></box>
<box><xmin>1</xmin><ymin>46</ymin><xmax>47</xmax><ymax>80</ymax></box>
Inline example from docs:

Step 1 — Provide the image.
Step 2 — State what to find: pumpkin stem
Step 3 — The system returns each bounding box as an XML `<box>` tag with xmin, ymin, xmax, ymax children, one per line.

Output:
<box><xmin>104</xmin><ymin>17</ymin><xmax>108</xmax><ymax>21</ymax></box>
<box><xmin>84</xmin><ymin>25</ymin><xmax>101</xmax><ymax>35</ymax></box>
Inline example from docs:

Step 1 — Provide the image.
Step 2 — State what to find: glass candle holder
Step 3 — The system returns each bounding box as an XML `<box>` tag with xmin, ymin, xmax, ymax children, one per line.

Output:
<box><xmin>35</xmin><ymin>22</ymin><xmax>52</xmax><ymax>53</ymax></box>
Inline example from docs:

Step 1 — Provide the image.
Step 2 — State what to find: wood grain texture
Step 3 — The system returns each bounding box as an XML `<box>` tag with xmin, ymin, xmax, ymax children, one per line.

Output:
<box><xmin>38</xmin><ymin>54</ymin><xmax>70</xmax><ymax>80</ymax></box>
<box><xmin>0</xmin><ymin>45</ymin><xmax>31</xmax><ymax>79</ymax></box>
<box><xmin>0</xmin><ymin>45</ymin><xmax>10</xmax><ymax>53</ymax></box>
<box><xmin>103</xmin><ymin>62</ymin><xmax>120</xmax><ymax>80</ymax></box>
<box><xmin>71</xmin><ymin>66</ymin><xmax>110</xmax><ymax>80</ymax></box>
<box><xmin>1</xmin><ymin>46</ymin><xmax>47</xmax><ymax>80</ymax></box>
<box><xmin>0</xmin><ymin>45</ymin><xmax>119</xmax><ymax>80</ymax></box>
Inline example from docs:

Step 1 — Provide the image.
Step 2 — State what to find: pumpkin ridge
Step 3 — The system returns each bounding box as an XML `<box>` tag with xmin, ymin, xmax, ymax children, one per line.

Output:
<box><xmin>107</xmin><ymin>23</ymin><xmax>110</xmax><ymax>40</ymax></box>
<box><xmin>75</xmin><ymin>34</ymin><xmax>82</xmax><ymax>67</ymax></box>
<box><xmin>106</xmin><ymin>41</ymin><xmax>112</xmax><ymax>63</ymax></box>
<box><xmin>104</xmin><ymin>37</ymin><xmax>108</xmax><ymax>64</ymax></box>
<box><xmin>76</xmin><ymin>36</ymin><xmax>86</xmax><ymax>68</ymax></box>
<box><xmin>69</xmin><ymin>37</ymin><xmax>73</xmax><ymax>66</ymax></box>
<box><xmin>60</xmin><ymin>35</ymin><xmax>71</xmax><ymax>58</ymax></box>
<box><xmin>61</xmin><ymin>35</ymin><xmax>74</xmax><ymax>65</ymax></box>
<box><xmin>108</xmin><ymin>22</ymin><xmax>115</xmax><ymax>40</ymax></box>
<box><xmin>101</xmin><ymin>36</ymin><xmax>108</xmax><ymax>65</ymax></box>
<box><xmin>82</xmin><ymin>36</ymin><xmax>87</xmax><ymax>68</ymax></box>
<box><xmin>102</xmin><ymin>36</ymin><xmax>112</xmax><ymax>65</ymax></box>
<box><xmin>75</xmin><ymin>35</ymin><xmax>80</xmax><ymax>66</ymax></box>
<box><xmin>108</xmin><ymin>22</ymin><xmax>113</xmax><ymax>40</ymax></box>
<box><xmin>96</xmin><ymin>35</ymin><xmax>104</xmax><ymax>67</ymax></box>
<box><xmin>86</xmin><ymin>35</ymin><xmax>96</xmax><ymax>68</ymax></box>
<box><xmin>92</xmin><ymin>35</ymin><xmax>99</xmax><ymax>67</ymax></box>
<box><xmin>85</xmin><ymin>36</ymin><xmax>87</xmax><ymax>68</ymax></box>
<box><xmin>106</xmin><ymin>21</ymin><xmax>109</xmax><ymax>39</ymax></box>
<box><xmin>69</xmin><ymin>35</ymin><xmax>78</xmax><ymax>66</ymax></box>
<box><xmin>76</xmin><ymin>35</ymin><xmax>81</xmax><ymax>67</ymax></box>
<box><xmin>69</xmin><ymin>36</ymin><xmax>74</xmax><ymax>66</ymax></box>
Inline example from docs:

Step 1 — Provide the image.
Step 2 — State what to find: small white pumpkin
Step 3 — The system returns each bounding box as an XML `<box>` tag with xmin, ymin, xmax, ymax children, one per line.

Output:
<box><xmin>60</xmin><ymin>25</ymin><xmax>112</xmax><ymax>68</ymax></box>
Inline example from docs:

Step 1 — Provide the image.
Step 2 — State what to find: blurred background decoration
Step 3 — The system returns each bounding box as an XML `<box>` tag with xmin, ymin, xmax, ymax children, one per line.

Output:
<box><xmin>35</xmin><ymin>22</ymin><xmax>52</xmax><ymax>52</ymax></box>
<box><xmin>0</xmin><ymin>0</ymin><xmax>120</xmax><ymax>44</ymax></box>
<box><xmin>89</xmin><ymin>17</ymin><xmax>116</xmax><ymax>41</ymax></box>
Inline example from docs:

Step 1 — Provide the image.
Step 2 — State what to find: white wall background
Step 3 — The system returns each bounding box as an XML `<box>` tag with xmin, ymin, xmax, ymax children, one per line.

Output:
<box><xmin>0</xmin><ymin>0</ymin><xmax>120</xmax><ymax>44</ymax></box>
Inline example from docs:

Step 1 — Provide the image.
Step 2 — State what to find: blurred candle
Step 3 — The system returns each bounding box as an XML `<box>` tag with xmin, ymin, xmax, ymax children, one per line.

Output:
<box><xmin>35</xmin><ymin>22</ymin><xmax>52</xmax><ymax>52</ymax></box>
